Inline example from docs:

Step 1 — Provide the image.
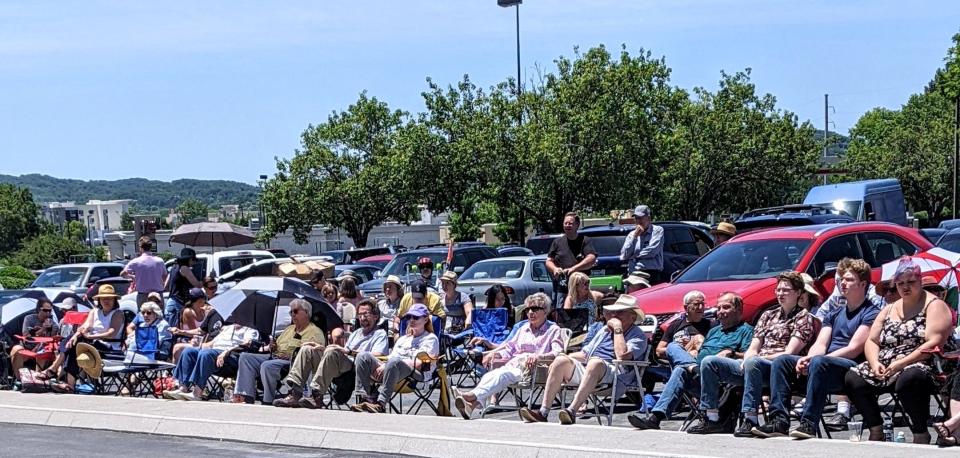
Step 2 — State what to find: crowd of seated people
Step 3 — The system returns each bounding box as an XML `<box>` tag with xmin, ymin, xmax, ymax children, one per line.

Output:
<box><xmin>10</xmin><ymin>254</ymin><xmax>960</xmax><ymax>447</ymax></box>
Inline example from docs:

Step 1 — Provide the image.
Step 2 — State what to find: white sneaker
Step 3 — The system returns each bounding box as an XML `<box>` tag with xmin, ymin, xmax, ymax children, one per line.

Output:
<box><xmin>180</xmin><ymin>392</ymin><xmax>197</xmax><ymax>401</ymax></box>
<box><xmin>172</xmin><ymin>389</ymin><xmax>193</xmax><ymax>401</ymax></box>
<box><xmin>162</xmin><ymin>389</ymin><xmax>179</xmax><ymax>400</ymax></box>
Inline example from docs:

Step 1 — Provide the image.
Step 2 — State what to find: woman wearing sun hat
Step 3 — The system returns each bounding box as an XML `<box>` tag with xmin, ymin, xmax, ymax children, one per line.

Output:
<box><xmin>50</xmin><ymin>284</ymin><xmax>125</xmax><ymax>391</ymax></box>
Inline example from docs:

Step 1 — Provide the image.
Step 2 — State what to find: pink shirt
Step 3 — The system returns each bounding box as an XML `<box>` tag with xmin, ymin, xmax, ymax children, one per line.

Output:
<box><xmin>496</xmin><ymin>321</ymin><xmax>565</xmax><ymax>368</ymax></box>
<box><xmin>123</xmin><ymin>253</ymin><xmax>167</xmax><ymax>293</ymax></box>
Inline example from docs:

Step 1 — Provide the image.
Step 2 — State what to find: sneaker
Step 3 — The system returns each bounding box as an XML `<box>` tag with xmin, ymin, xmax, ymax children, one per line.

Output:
<box><xmin>362</xmin><ymin>401</ymin><xmax>386</xmax><ymax>413</ymax></box>
<box><xmin>734</xmin><ymin>418</ymin><xmax>759</xmax><ymax>438</ymax></box>
<box><xmin>824</xmin><ymin>412</ymin><xmax>850</xmax><ymax>431</ymax></box>
<box><xmin>627</xmin><ymin>413</ymin><xmax>661</xmax><ymax>430</ymax></box>
<box><xmin>171</xmin><ymin>389</ymin><xmax>193</xmax><ymax>401</ymax></box>
<box><xmin>454</xmin><ymin>396</ymin><xmax>474</xmax><ymax>420</ymax></box>
<box><xmin>162</xmin><ymin>389</ymin><xmax>181</xmax><ymax>400</ymax></box>
<box><xmin>752</xmin><ymin>416</ymin><xmax>790</xmax><ymax>438</ymax></box>
<box><xmin>298</xmin><ymin>393</ymin><xmax>325</xmax><ymax>409</ymax></box>
<box><xmin>558</xmin><ymin>408</ymin><xmax>577</xmax><ymax>425</ymax></box>
<box><xmin>518</xmin><ymin>407</ymin><xmax>547</xmax><ymax>423</ymax></box>
<box><xmin>272</xmin><ymin>393</ymin><xmax>302</xmax><ymax>408</ymax></box>
<box><xmin>686</xmin><ymin>419</ymin><xmax>725</xmax><ymax>435</ymax></box>
<box><xmin>180</xmin><ymin>392</ymin><xmax>197</xmax><ymax>401</ymax></box>
<box><xmin>789</xmin><ymin>420</ymin><xmax>817</xmax><ymax>439</ymax></box>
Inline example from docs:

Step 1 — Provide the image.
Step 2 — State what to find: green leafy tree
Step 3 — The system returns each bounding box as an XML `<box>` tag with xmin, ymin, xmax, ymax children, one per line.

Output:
<box><xmin>64</xmin><ymin>220</ymin><xmax>87</xmax><ymax>241</ymax></box>
<box><xmin>260</xmin><ymin>93</ymin><xmax>421</xmax><ymax>247</ymax></box>
<box><xmin>0</xmin><ymin>265</ymin><xmax>36</xmax><ymax>289</ymax></box>
<box><xmin>120</xmin><ymin>211</ymin><xmax>134</xmax><ymax>231</ymax></box>
<box><xmin>0</xmin><ymin>184</ymin><xmax>41</xmax><ymax>256</ymax></box>
<box><xmin>10</xmin><ymin>233</ymin><xmax>92</xmax><ymax>269</ymax></box>
<box><xmin>660</xmin><ymin>70</ymin><xmax>819</xmax><ymax>220</ymax></box>
<box><xmin>176</xmin><ymin>198</ymin><xmax>209</xmax><ymax>225</ymax></box>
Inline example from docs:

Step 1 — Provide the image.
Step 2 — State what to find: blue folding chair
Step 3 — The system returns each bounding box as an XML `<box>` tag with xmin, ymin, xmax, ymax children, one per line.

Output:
<box><xmin>444</xmin><ymin>308</ymin><xmax>511</xmax><ymax>386</ymax></box>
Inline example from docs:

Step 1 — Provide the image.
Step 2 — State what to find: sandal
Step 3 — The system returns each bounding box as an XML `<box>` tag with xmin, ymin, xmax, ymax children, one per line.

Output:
<box><xmin>935</xmin><ymin>423</ymin><xmax>958</xmax><ymax>446</ymax></box>
<box><xmin>50</xmin><ymin>382</ymin><xmax>74</xmax><ymax>394</ymax></box>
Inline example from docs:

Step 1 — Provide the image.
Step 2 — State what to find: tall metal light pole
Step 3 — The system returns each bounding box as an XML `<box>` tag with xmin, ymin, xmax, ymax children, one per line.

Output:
<box><xmin>258</xmin><ymin>174</ymin><xmax>269</xmax><ymax>247</ymax></box>
<box><xmin>498</xmin><ymin>0</ymin><xmax>524</xmax><ymax>244</ymax></box>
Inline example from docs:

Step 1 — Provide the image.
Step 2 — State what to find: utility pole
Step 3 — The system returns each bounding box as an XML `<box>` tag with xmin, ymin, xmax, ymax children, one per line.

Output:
<box><xmin>954</xmin><ymin>96</ymin><xmax>959</xmax><ymax>218</ymax></box>
<box><xmin>823</xmin><ymin>93</ymin><xmax>829</xmax><ymax>185</ymax></box>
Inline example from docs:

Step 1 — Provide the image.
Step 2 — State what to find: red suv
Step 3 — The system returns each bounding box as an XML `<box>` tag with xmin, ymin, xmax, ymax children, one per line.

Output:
<box><xmin>631</xmin><ymin>222</ymin><xmax>933</xmax><ymax>324</ymax></box>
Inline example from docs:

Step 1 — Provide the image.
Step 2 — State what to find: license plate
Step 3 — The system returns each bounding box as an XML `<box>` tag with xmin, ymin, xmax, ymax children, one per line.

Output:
<box><xmin>591</xmin><ymin>269</ymin><xmax>606</xmax><ymax>276</ymax></box>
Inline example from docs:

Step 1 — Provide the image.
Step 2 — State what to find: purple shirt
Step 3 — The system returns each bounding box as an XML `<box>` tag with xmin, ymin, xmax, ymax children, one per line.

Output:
<box><xmin>496</xmin><ymin>321</ymin><xmax>565</xmax><ymax>368</ymax></box>
<box><xmin>122</xmin><ymin>253</ymin><xmax>167</xmax><ymax>293</ymax></box>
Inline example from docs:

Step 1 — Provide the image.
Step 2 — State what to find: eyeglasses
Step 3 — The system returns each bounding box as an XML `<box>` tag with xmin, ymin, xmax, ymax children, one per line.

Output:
<box><xmin>404</xmin><ymin>315</ymin><xmax>426</xmax><ymax>321</ymax></box>
<box><xmin>775</xmin><ymin>288</ymin><xmax>797</xmax><ymax>294</ymax></box>
<box><xmin>143</xmin><ymin>311</ymin><xmax>156</xmax><ymax>315</ymax></box>
<box><xmin>40</xmin><ymin>308</ymin><xmax>53</xmax><ymax>313</ymax></box>
<box><xmin>289</xmin><ymin>309</ymin><xmax>302</xmax><ymax>316</ymax></box>
<box><xmin>357</xmin><ymin>311</ymin><xmax>374</xmax><ymax>317</ymax></box>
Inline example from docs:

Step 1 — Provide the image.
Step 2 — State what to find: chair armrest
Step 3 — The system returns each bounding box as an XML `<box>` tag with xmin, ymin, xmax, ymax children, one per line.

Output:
<box><xmin>613</xmin><ymin>359</ymin><xmax>650</xmax><ymax>368</ymax></box>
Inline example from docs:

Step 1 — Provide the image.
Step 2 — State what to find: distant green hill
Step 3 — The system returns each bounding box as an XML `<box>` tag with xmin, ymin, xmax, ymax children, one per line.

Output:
<box><xmin>0</xmin><ymin>174</ymin><xmax>260</xmax><ymax>211</ymax></box>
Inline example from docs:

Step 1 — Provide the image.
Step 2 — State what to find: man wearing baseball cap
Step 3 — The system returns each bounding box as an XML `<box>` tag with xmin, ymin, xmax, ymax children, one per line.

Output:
<box><xmin>519</xmin><ymin>294</ymin><xmax>648</xmax><ymax>425</ymax></box>
<box><xmin>620</xmin><ymin>205</ymin><xmax>665</xmax><ymax>284</ymax></box>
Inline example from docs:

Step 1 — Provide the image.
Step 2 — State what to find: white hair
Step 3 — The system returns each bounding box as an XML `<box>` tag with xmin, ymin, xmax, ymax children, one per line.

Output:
<box><xmin>290</xmin><ymin>298</ymin><xmax>313</xmax><ymax>317</ymax></box>
<box><xmin>682</xmin><ymin>290</ymin><xmax>706</xmax><ymax>306</ymax></box>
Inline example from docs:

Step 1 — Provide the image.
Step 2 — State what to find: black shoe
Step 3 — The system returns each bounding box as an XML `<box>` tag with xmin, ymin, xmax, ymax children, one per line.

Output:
<box><xmin>789</xmin><ymin>420</ymin><xmax>817</xmax><ymax>439</ymax></box>
<box><xmin>687</xmin><ymin>419</ymin><xmax>726</xmax><ymax>435</ymax></box>
<box><xmin>824</xmin><ymin>412</ymin><xmax>849</xmax><ymax>431</ymax></box>
<box><xmin>752</xmin><ymin>416</ymin><xmax>790</xmax><ymax>438</ymax></box>
<box><xmin>734</xmin><ymin>418</ymin><xmax>759</xmax><ymax>438</ymax></box>
<box><xmin>627</xmin><ymin>413</ymin><xmax>661</xmax><ymax>430</ymax></box>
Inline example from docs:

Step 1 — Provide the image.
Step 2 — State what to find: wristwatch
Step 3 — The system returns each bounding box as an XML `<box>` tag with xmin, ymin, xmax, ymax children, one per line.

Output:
<box><xmin>613</xmin><ymin>328</ymin><xmax>623</xmax><ymax>334</ymax></box>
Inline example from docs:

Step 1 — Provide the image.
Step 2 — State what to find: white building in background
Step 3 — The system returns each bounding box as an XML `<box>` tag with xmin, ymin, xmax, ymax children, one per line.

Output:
<box><xmin>41</xmin><ymin>199</ymin><xmax>135</xmax><ymax>238</ymax></box>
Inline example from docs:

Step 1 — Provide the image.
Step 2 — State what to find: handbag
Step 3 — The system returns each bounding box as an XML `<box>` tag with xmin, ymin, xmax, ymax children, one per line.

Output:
<box><xmin>19</xmin><ymin>369</ymin><xmax>50</xmax><ymax>394</ymax></box>
<box><xmin>154</xmin><ymin>375</ymin><xmax>177</xmax><ymax>397</ymax></box>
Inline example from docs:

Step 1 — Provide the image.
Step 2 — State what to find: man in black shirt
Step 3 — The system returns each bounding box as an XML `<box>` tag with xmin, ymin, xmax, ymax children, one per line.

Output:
<box><xmin>546</xmin><ymin>212</ymin><xmax>598</xmax><ymax>304</ymax></box>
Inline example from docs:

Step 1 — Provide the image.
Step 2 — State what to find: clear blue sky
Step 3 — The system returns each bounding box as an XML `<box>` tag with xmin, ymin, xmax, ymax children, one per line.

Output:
<box><xmin>1</xmin><ymin>1</ymin><xmax>957</xmax><ymax>184</ymax></box>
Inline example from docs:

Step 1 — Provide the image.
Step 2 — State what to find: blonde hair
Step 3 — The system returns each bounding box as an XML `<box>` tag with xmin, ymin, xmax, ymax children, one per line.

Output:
<box><xmin>568</xmin><ymin>272</ymin><xmax>591</xmax><ymax>302</ymax></box>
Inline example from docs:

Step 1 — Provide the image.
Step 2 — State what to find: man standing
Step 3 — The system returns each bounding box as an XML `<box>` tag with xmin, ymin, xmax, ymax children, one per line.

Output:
<box><xmin>546</xmin><ymin>212</ymin><xmax>598</xmax><ymax>304</ymax></box>
<box><xmin>620</xmin><ymin>205</ymin><xmax>664</xmax><ymax>284</ymax></box>
<box><xmin>273</xmin><ymin>300</ymin><xmax>389</xmax><ymax>408</ymax></box>
<box><xmin>121</xmin><ymin>236</ymin><xmax>167</xmax><ymax>306</ymax></box>
<box><xmin>752</xmin><ymin>258</ymin><xmax>879</xmax><ymax>440</ymax></box>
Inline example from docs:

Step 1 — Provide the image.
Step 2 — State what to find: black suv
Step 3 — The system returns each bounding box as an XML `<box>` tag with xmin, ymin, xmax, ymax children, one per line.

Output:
<box><xmin>358</xmin><ymin>244</ymin><xmax>499</xmax><ymax>296</ymax></box>
<box><xmin>525</xmin><ymin>222</ymin><xmax>714</xmax><ymax>280</ymax></box>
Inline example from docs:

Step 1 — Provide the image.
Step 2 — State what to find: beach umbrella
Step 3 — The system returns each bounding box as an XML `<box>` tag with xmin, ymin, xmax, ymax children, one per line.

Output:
<box><xmin>170</xmin><ymin>222</ymin><xmax>255</xmax><ymax>249</ymax></box>
<box><xmin>0</xmin><ymin>297</ymin><xmax>61</xmax><ymax>342</ymax></box>
<box><xmin>210</xmin><ymin>276</ymin><xmax>341</xmax><ymax>337</ymax></box>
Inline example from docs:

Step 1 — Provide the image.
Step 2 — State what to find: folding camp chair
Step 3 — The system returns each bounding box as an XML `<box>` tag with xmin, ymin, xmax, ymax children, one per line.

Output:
<box><xmin>565</xmin><ymin>344</ymin><xmax>651</xmax><ymax>426</ymax></box>
<box><xmin>445</xmin><ymin>308</ymin><xmax>510</xmax><ymax>386</ymax></box>
<box><xmin>99</xmin><ymin>325</ymin><xmax>176</xmax><ymax>397</ymax></box>
<box><xmin>374</xmin><ymin>315</ymin><xmax>451</xmax><ymax>415</ymax></box>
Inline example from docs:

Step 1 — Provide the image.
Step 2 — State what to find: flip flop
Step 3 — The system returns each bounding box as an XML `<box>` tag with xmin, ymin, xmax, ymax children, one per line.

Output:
<box><xmin>934</xmin><ymin>423</ymin><xmax>957</xmax><ymax>446</ymax></box>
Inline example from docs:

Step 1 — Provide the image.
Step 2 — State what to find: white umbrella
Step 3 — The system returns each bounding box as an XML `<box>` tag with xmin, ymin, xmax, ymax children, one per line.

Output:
<box><xmin>1</xmin><ymin>297</ymin><xmax>39</xmax><ymax>326</ymax></box>
<box><xmin>880</xmin><ymin>256</ymin><xmax>952</xmax><ymax>281</ymax></box>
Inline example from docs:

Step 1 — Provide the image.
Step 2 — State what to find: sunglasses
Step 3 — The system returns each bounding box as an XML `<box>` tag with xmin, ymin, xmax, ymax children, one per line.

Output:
<box><xmin>143</xmin><ymin>311</ymin><xmax>156</xmax><ymax>315</ymax></box>
<box><xmin>526</xmin><ymin>307</ymin><xmax>545</xmax><ymax>313</ymax></box>
<box><xmin>290</xmin><ymin>309</ymin><xmax>303</xmax><ymax>316</ymax></box>
<box><xmin>40</xmin><ymin>308</ymin><xmax>54</xmax><ymax>313</ymax></box>
<box><xmin>404</xmin><ymin>315</ymin><xmax>426</xmax><ymax>321</ymax></box>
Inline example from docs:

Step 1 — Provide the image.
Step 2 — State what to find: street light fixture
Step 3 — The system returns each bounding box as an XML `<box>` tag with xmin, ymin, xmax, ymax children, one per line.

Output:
<box><xmin>498</xmin><ymin>0</ymin><xmax>521</xmax><ymax>94</ymax></box>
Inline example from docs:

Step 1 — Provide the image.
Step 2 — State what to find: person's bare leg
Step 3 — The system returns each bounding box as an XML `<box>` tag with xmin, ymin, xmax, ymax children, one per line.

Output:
<box><xmin>538</xmin><ymin>355</ymin><xmax>575</xmax><ymax>415</ymax></box>
<box><xmin>866</xmin><ymin>426</ymin><xmax>884</xmax><ymax>441</ymax></box>
<box><xmin>10</xmin><ymin>346</ymin><xmax>25</xmax><ymax>379</ymax></box>
<box><xmin>945</xmin><ymin>399</ymin><xmax>960</xmax><ymax>431</ymax></box>
<box><xmin>567</xmin><ymin>358</ymin><xmax>606</xmax><ymax>413</ymax></box>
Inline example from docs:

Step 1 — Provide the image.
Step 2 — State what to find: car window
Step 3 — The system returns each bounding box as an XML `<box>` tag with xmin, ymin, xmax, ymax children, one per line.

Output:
<box><xmin>677</xmin><ymin>239</ymin><xmax>812</xmax><ymax>282</ymax></box>
<box><xmin>666</xmin><ymin>228</ymin><xmax>700</xmax><ymax>257</ymax></box>
<box><xmin>862</xmin><ymin>232</ymin><xmax>917</xmax><ymax>266</ymax></box>
<box><xmin>589</xmin><ymin>235</ymin><xmax>626</xmax><ymax>257</ymax></box>
<box><xmin>463</xmin><ymin>249</ymin><xmax>485</xmax><ymax>266</ymax></box>
<box><xmin>526</xmin><ymin>237</ymin><xmax>556</xmax><ymax>255</ymax></box>
<box><xmin>808</xmin><ymin>234</ymin><xmax>862</xmax><ymax>278</ymax></box>
<box><xmin>460</xmin><ymin>260</ymin><xmax>525</xmax><ymax>281</ymax></box>
<box><xmin>218</xmin><ymin>255</ymin><xmax>272</xmax><ymax>277</ymax></box>
<box><xmin>531</xmin><ymin>260</ymin><xmax>551</xmax><ymax>282</ymax></box>
<box><xmin>89</xmin><ymin>266</ymin><xmax>114</xmax><ymax>281</ymax></box>
<box><xmin>692</xmin><ymin>230</ymin><xmax>713</xmax><ymax>256</ymax></box>
<box><xmin>939</xmin><ymin>233</ymin><xmax>960</xmax><ymax>254</ymax></box>
<box><xmin>381</xmin><ymin>252</ymin><xmax>446</xmax><ymax>276</ymax></box>
<box><xmin>31</xmin><ymin>267</ymin><xmax>87</xmax><ymax>288</ymax></box>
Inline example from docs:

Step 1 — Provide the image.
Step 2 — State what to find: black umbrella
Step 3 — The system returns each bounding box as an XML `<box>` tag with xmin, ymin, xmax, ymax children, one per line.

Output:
<box><xmin>210</xmin><ymin>276</ymin><xmax>341</xmax><ymax>338</ymax></box>
<box><xmin>170</xmin><ymin>222</ymin><xmax>255</xmax><ymax>249</ymax></box>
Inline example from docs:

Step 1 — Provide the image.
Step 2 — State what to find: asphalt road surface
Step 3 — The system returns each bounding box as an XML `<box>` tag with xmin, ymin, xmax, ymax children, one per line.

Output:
<box><xmin>0</xmin><ymin>423</ymin><xmax>412</xmax><ymax>458</ymax></box>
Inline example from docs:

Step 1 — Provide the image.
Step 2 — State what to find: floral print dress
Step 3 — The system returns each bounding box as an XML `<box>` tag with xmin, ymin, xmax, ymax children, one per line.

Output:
<box><xmin>850</xmin><ymin>296</ymin><xmax>934</xmax><ymax>387</ymax></box>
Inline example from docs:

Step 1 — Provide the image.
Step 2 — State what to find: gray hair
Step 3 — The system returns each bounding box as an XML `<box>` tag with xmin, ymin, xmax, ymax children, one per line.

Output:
<box><xmin>524</xmin><ymin>292</ymin><xmax>552</xmax><ymax>313</ymax></box>
<box><xmin>290</xmin><ymin>298</ymin><xmax>312</xmax><ymax>317</ymax></box>
<box><xmin>682</xmin><ymin>290</ymin><xmax>706</xmax><ymax>306</ymax></box>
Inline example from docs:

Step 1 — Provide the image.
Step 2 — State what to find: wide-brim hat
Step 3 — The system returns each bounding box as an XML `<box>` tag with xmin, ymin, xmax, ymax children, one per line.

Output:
<box><xmin>603</xmin><ymin>294</ymin><xmax>645</xmax><ymax>322</ymax></box>
<box><xmin>76</xmin><ymin>343</ymin><xmax>103</xmax><ymax>379</ymax></box>
<box><xmin>922</xmin><ymin>275</ymin><xmax>946</xmax><ymax>292</ymax></box>
<box><xmin>439</xmin><ymin>271</ymin><xmax>458</xmax><ymax>285</ymax></box>
<box><xmin>92</xmin><ymin>284</ymin><xmax>121</xmax><ymax>299</ymax></box>
<box><xmin>799</xmin><ymin>273</ymin><xmax>822</xmax><ymax>299</ymax></box>
<box><xmin>383</xmin><ymin>275</ymin><xmax>403</xmax><ymax>289</ymax></box>
<box><xmin>177</xmin><ymin>247</ymin><xmax>198</xmax><ymax>262</ymax></box>
<box><xmin>623</xmin><ymin>274</ymin><xmax>651</xmax><ymax>288</ymax></box>
<box><xmin>711</xmin><ymin>222</ymin><xmax>737</xmax><ymax>237</ymax></box>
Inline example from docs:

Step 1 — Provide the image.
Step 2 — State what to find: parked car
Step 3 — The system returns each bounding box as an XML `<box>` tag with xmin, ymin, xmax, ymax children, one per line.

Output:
<box><xmin>936</xmin><ymin>227</ymin><xmax>960</xmax><ymax>254</ymax></box>
<box><xmin>28</xmin><ymin>262</ymin><xmax>125</xmax><ymax>298</ymax></box>
<box><xmin>922</xmin><ymin>228</ymin><xmax>949</xmax><ymax>244</ymax></box>
<box><xmin>320</xmin><ymin>246</ymin><xmax>401</xmax><ymax>265</ymax></box>
<box><xmin>334</xmin><ymin>264</ymin><xmax>381</xmax><ymax>285</ymax></box>
<box><xmin>456</xmin><ymin>255</ymin><xmax>553</xmax><ymax>309</ymax></box>
<box><xmin>802</xmin><ymin>178</ymin><xmax>908</xmax><ymax>226</ymax></box>
<box><xmin>359</xmin><ymin>244</ymin><xmax>499</xmax><ymax>297</ymax></box>
<box><xmin>734</xmin><ymin>204</ymin><xmax>854</xmax><ymax>234</ymax></box>
<box><xmin>217</xmin><ymin>256</ymin><xmax>332</xmax><ymax>285</ymax></box>
<box><xmin>525</xmin><ymin>222</ymin><xmax>714</xmax><ymax>280</ymax></box>
<box><xmin>939</xmin><ymin>219</ymin><xmax>960</xmax><ymax>230</ymax></box>
<box><xmin>497</xmin><ymin>245</ymin><xmax>535</xmax><ymax>257</ymax></box>
<box><xmin>357</xmin><ymin>254</ymin><xmax>394</xmax><ymax>270</ymax></box>
<box><xmin>165</xmin><ymin>249</ymin><xmax>275</xmax><ymax>280</ymax></box>
<box><xmin>630</xmin><ymin>222</ymin><xmax>932</xmax><ymax>326</ymax></box>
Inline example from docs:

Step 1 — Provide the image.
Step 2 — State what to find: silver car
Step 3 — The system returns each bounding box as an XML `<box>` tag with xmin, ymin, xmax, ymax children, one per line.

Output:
<box><xmin>455</xmin><ymin>255</ymin><xmax>553</xmax><ymax>308</ymax></box>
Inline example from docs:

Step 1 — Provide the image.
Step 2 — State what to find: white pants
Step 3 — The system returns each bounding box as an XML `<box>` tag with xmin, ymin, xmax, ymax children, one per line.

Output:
<box><xmin>471</xmin><ymin>366</ymin><xmax>525</xmax><ymax>407</ymax></box>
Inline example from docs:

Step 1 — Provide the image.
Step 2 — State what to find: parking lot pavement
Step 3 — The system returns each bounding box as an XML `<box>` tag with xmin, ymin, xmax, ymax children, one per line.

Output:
<box><xmin>0</xmin><ymin>390</ymin><xmax>954</xmax><ymax>458</ymax></box>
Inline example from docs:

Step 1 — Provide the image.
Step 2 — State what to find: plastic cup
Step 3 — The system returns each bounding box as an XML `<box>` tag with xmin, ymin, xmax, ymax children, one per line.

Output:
<box><xmin>848</xmin><ymin>421</ymin><xmax>863</xmax><ymax>442</ymax></box>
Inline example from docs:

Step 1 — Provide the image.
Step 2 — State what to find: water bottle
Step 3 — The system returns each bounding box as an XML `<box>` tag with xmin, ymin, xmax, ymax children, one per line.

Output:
<box><xmin>882</xmin><ymin>419</ymin><xmax>894</xmax><ymax>442</ymax></box>
<box><xmin>894</xmin><ymin>431</ymin><xmax>905</xmax><ymax>443</ymax></box>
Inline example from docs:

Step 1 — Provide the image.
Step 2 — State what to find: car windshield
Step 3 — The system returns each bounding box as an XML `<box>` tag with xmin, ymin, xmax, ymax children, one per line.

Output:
<box><xmin>811</xmin><ymin>200</ymin><xmax>861</xmax><ymax>220</ymax></box>
<box><xmin>461</xmin><ymin>260</ymin><xmax>525</xmax><ymax>280</ymax></box>
<box><xmin>382</xmin><ymin>252</ymin><xmax>447</xmax><ymax>277</ymax></box>
<box><xmin>588</xmin><ymin>235</ymin><xmax>627</xmax><ymax>257</ymax></box>
<box><xmin>31</xmin><ymin>267</ymin><xmax>87</xmax><ymax>288</ymax></box>
<box><xmin>676</xmin><ymin>239</ymin><xmax>812</xmax><ymax>282</ymax></box>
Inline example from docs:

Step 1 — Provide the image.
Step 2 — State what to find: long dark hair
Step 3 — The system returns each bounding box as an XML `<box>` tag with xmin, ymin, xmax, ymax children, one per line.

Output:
<box><xmin>485</xmin><ymin>284</ymin><xmax>514</xmax><ymax>326</ymax></box>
